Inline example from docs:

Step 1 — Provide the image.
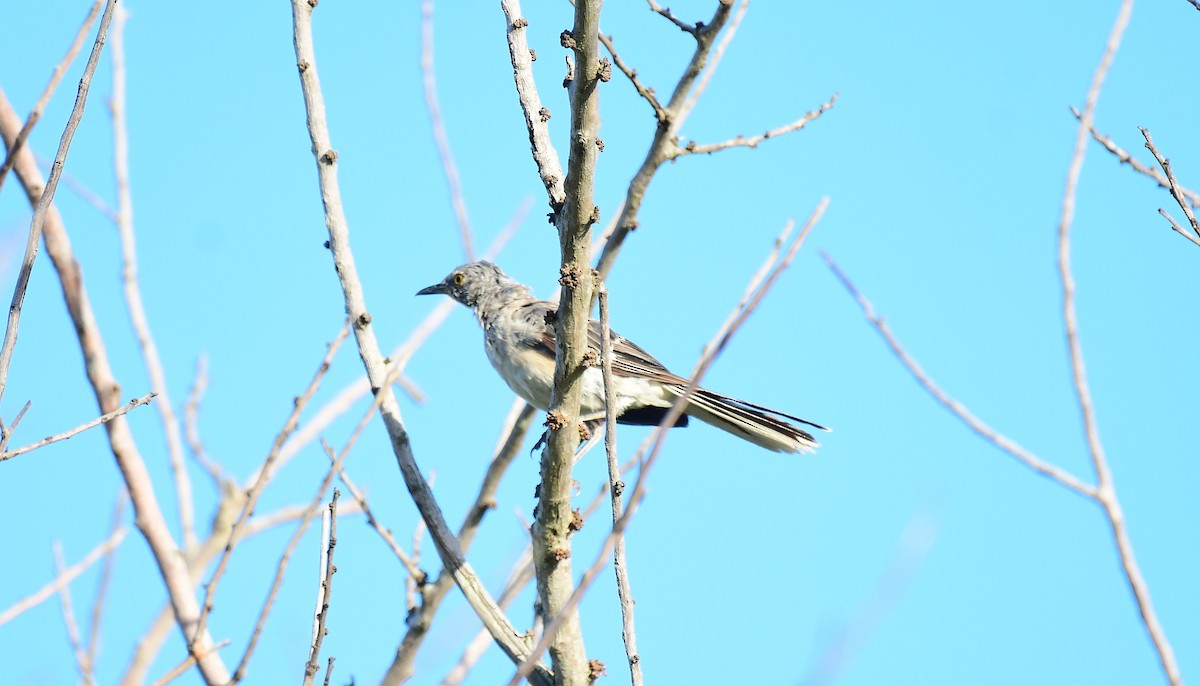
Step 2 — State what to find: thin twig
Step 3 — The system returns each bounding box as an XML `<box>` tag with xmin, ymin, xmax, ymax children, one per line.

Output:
<box><xmin>183</xmin><ymin>354</ymin><xmax>227</xmax><ymax>486</ymax></box>
<box><xmin>1071</xmin><ymin>108</ymin><xmax>1200</xmax><ymax>209</ymax></box>
<box><xmin>0</xmin><ymin>1</ymin><xmax>101</xmax><ymax>192</ymax></box>
<box><xmin>670</xmin><ymin>93</ymin><xmax>837</xmax><ymax>159</ymax></box>
<box><xmin>822</xmin><ymin>255</ymin><xmax>1095</xmax><ymax>498</ymax></box>
<box><xmin>0</xmin><ymin>399</ymin><xmax>32</xmax><ymax>453</ymax></box>
<box><xmin>406</xmin><ymin>475</ymin><xmax>430</xmax><ymax>612</ymax></box>
<box><xmin>646</xmin><ymin>0</ymin><xmax>698</xmax><ymax>34</ymax></box>
<box><xmin>150</xmin><ymin>640</ymin><xmax>230</xmax><ymax>686</ymax></box>
<box><xmin>303</xmin><ymin>490</ymin><xmax>340</xmax><ymax>686</ymax></box>
<box><xmin>86</xmin><ymin>491</ymin><xmax>126</xmax><ymax>672</ymax></box>
<box><xmin>0</xmin><ymin>0</ymin><xmax>118</xmax><ymax>409</ymax></box>
<box><xmin>53</xmin><ymin>542</ymin><xmax>94</xmax><ymax>685</ymax></box>
<box><xmin>421</xmin><ymin>0</ymin><xmax>475</xmax><ymax>260</ymax></box>
<box><xmin>510</xmin><ymin>201</ymin><xmax>828</xmax><ymax>686</ymax></box>
<box><xmin>291</xmin><ymin>3</ymin><xmax>550</xmax><ymax>682</ymax></box>
<box><xmin>1060</xmin><ymin>4</ymin><xmax>1181</xmax><ymax>684</ymax></box>
<box><xmin>109</xmin><ymin>7</ymin><xmax>198</xmax><ymax>551</ymax></box>
<box><xmin>597</xmin><ymin>33</ymin><xmax>666</xmax><ymax>120</ymax></box>
<box><xmin>1140</xmin><ymin>127</ymin><xmax>1200</xmax><ymax>246</ymax></box>
<box><xmin>598</xmin><ymin>287</ymin><xmax>643</xmax><ymax>685</ymax></box>
<box><xmin>0</xmin><ymin>527</ymin><xmax>126</xmax><ymax>626</ymax></box>
<box><xmin>323</xmin><ymin>657</ymin><xmax>335</xmax><ymax>686</ymax></box>
<box><xmin>0</xmin><ymin>393</ymin><xmax>156</xmax><ymax>463</ymax></box>
<box><xmin>192</xmin><ymin>322</ymin><xmax>350</xmax><ymax>652</ymax></box>
<box><xmin>325</xmin><ymin>439</ymin><xmax>425</xmax><ymax>581</ymax></box>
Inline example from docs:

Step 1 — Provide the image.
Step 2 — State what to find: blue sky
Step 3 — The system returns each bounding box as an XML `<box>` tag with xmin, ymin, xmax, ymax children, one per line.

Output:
<box><xmin>2</xmin><ymin>2</ymin><xmax>1198</xmax><ymax>685</ymax></box>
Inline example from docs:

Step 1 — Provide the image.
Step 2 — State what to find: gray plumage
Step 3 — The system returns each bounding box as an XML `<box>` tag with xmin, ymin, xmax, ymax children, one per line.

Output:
<box><xmin>416</xmin><ymin>261</ymin><xmax>828</xmax><ymax>453</ymax></box>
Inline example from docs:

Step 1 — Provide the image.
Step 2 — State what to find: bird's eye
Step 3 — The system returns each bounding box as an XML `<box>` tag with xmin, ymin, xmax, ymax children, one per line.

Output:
<box><xmin>453</xmin><ymin>272</ymin><xmax>465</xmax><ymax>286</ymax></box>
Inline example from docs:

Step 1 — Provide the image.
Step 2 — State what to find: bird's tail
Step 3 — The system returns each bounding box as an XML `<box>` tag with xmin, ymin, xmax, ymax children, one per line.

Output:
<box><xmin>675</xmin><ymin>387</ymin><xmax>828</xmax><ymax>454</ymax></box>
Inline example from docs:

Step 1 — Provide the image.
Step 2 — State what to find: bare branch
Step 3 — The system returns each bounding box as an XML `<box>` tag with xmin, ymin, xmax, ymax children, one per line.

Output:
<box><xmin>822</xmin><ymin>254</ymin><xmax>1095</xmax><ymax>497</ymax></box>
<box><xmin>0</xmin><ymin>0</ymin><xmax>118</xmax><ymax>409</ymax></box>
<box><xmin>1060</xmin><ymin>5</ymin><xmax>1182</xmax><ymax>684</ymax></box>
<box><xmin>109</xmin><ymin>7</ymin><xmax>198</xmax><ymax>551</ymax></box>
<box><xmin>511</xmin><ymin>202</ymin><xmax>828</xmax><ymax>686</ymax></box>
<box><xmin>421</xmin><ymin>0</ymin><xmax>475</xmax><ymax>260</ymax></box>
<box><xmin>1071</xmin><ymin>108</ymin><xmax>1200</xmax><ymax>209</ymax></box>
<box><xmin>1140</xmin><ymin>127</ymin><xmax>1200</xmax><ymax>246</ymax></box>
<box><xmin>679</xmin><ymin>0</ymin><xmax>748</xmax><ymax>118</ymax></box>
<box><xmin>303</xmin><ymin>490</ymin><xmax>339</xmax><ymax>686</ymax></box>
<box><xmin>670</xmin><ymin>92</ymin><xmax>837</xmax><ymax>158</ymax></box>
<box><xmin>52</xmin><ymin>541</ymin><xmax>94</xmax><ymax>685</ymax></box>
<box><xmin>383</xmin><ymin>400</ymin><xmax>536</xmax><ymax>685</ymax></box>
<box><xmin>0</xmin><ymin>527</ymin><xmax>126</xmax><ymax>627</ymax></box>
<box><xmin>193</xmin><ymin>322</ymin><xmax>349</xmax><ymax>650</ymax></box>
<box><xmin>290</xmin><ymin>3</ymin><xmax>550</xmax><ymax>681</ymax></box>
<box><xmin>598</xmin><ymin>287</ymin><xmax>642</xmax><ymax>685</ymax></box>
<box><xmin>0</xmin><ymin>1</ymin><xmax>101</xmax><ymax>192</ymax></box>
<box><xmin>0</xmin><ymin>393</ymin><xmax>156</xmax><ymax>463</ymax></box>
<box><xmin>86</xmin><ymin>491</ymin><xmax>126</xmax><ymax>672</ymax></box>
<box><xmin>501</xmin><ymin>0</ymin><xmax>567</xmax><ymax>208</ymax></box>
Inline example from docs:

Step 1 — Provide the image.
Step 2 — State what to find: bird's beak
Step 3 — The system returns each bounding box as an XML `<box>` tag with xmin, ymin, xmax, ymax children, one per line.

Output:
<box><xmin>416</xmin><ymin>282</ymin><xmax>446</xmax><ymax>296</ymax></box>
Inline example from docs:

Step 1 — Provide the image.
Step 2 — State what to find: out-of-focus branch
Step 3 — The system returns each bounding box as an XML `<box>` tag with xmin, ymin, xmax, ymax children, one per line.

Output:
<box><xmin>289</xmin><ymin>4</ymin><xmax>550</xmax><ymax>682</ymax></box>
<box><xmin>670</xmin><ymin>93</ymin><xmax>837</xmax><ymax>158</ymax></box>
<box><xmin>303</xmin><ymin>490</ymin><xmax>339</xmax><ymax>686</ymax></box>
<box><xmin>0</xmin><ymin>392</ymin><xmax>156</xmax><ymax>463</ymax></box>
<box><xmin>1059</xmin><ymin>5</ymin><xmax>1181</xmax><ymax>684</ymax></box>
<box><xmin>183</xmin><ymin>355</ymin><xmax>227</xmax><ymax>486</ymax></box>
<box><xmin>1139</xmin><ymin>127</ymin><xmax>1200</xmax><ymax>247</ymax></box>
<box><xmin>598</xmin><ymin>287</ymin><xmax>643</xmax><ymax>685</ymax></box>
<box><xmin>86</xmin><ymin>491</ymin><xmax>126</xmax><ymax>673</ymax></box>
<box><xmin>511</xmin><ymin>203</ymin><xmax>828</xmax><ymax>686</ymax></box>
<box><xmin>822</xmin><ymin>255</ymin><xmax>1095</xmax><ymax>498</ymax></box>
<box><xmin>0</xmin><ymin>0</ymin><xmax>117</xmax><ymax>410</ymax></box>
<box><xmin>150</xmin><ymin>640</ymin><xmax>230</xmax><ymax>686</ymax></box>
<box><xmin>0</xmin><ymin>527</ymin><xmax>126</xmax><ymax>627</ymax></box>
<box><xmin>109</xmin><ymin>7</ymin><xmax>198</xmax><ymax>552</ymax></box>
<box><xmin>0</xmin><ymin>400</ymin><xmax>31</xmax><ymax>453</ymax></box>
<box><xmin>0</xmin><ymin>1</ymin><xmax>101</xmax><ymax>192</ymax></box>
<box><xmin>0</xmin><ymin>85</ymin><xmax>231</xmax><ymax>684</ymax></box>
<box><xmin>51</xmin><ymin>542</ymin><xmax>93</xmax><ymax>686</ymax></box>
<box><xmin>421</xmin><ymin>0</ymin><xmax>474</xmax><ymax>260</ymax></box>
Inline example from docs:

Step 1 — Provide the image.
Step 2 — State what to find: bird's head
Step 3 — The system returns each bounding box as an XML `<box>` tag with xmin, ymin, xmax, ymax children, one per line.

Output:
<box><xmin>416</xmin><ymin>261</ymin><xmax>520</xmax><ymax>310</ymax></box>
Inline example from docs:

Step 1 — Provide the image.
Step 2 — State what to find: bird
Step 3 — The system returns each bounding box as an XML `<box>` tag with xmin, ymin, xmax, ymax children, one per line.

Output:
<box><xmin>416</xmin><ymin>261</ymin><xmax>828</xmax><ymax>453</ymax></box>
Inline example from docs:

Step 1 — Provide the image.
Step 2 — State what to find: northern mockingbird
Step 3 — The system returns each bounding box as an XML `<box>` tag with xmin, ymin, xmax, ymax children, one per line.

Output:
<box><xmin>417</xmin><ymin>261</ymin><xmax>828</xmax><ymax>453</ymax></box>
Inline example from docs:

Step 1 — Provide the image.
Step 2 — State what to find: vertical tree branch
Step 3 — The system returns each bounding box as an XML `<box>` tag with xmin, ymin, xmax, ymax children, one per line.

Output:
<box><xmin>109</xmin><ymin>5</ymin><xmax>198</xmax><ymax>553</ymax></box>
<box><xmin>1059</xmin><ymin>3</ymin><xmax>1181</xmax><ymax>684</ymax></box>
<box><xmin>598</xmin><ymin>287</ymin><xmax>642</xmax><ymax>685</ymax></box>
<box><xmin>535</xmin><ymin>0</ymin><xmax>605</xmax><ymax>682</ymax></box>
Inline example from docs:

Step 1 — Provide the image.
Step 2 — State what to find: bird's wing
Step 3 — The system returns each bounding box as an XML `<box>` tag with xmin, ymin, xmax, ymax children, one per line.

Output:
<box><xmin>517</xmin><ymin>300</ymin><xmax>686</xmax><ymax>385</ymax></box>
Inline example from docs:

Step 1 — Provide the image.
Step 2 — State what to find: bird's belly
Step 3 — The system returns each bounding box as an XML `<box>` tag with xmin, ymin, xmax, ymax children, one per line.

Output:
<box><xmin>485</xmin><ymin>337</ymin><xmax>556</xmax><ymax>410</ymax></box>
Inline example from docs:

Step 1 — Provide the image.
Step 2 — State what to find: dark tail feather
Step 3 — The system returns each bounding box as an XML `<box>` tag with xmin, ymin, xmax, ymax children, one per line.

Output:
<box><xmin>677</xmin><ymin>388</ymin><xmax>826</xmax><ymax>454</ymax></box>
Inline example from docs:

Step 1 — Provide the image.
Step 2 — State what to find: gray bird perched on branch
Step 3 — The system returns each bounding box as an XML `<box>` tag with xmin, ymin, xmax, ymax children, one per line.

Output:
<box><xmin>417</xmin><ymin>261</ymin><xmax>828</xmax><ymax>453</ymax></box>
